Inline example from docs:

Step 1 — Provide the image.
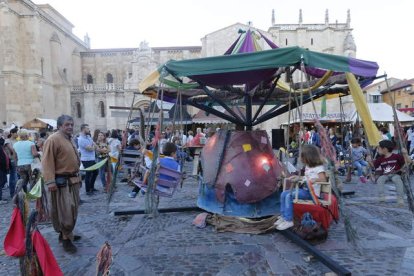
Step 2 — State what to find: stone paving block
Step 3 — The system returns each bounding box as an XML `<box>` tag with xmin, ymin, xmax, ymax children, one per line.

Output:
<box><xmin>378</xmin><ymin>231</ymin><xmax>404</xmax><ymax>240</ymax></box>
<box><xmin>116</xmin><ymin>255</ymin><xmax>144</xmax><ymax>272</ymax></box>
<box><xmin>403</xmin><ymin>246</ymin><xmax>414</xmax><ymax>260</ymax></box>
<box><xmin>264</xmin><ymin>249</ymin><xmax>291</xmax><ymax>274</ymax></box>
<box><xmin>216</xmin><ymin>263</ymin><xmax>245</xmax><ymax>275</ymax></box>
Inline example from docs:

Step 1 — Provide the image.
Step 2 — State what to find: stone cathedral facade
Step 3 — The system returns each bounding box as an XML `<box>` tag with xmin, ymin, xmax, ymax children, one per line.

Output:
<box><xmin>0</xmin><ymin>0</ymin><xmax>356</xmax><ymax>131</ymax></box>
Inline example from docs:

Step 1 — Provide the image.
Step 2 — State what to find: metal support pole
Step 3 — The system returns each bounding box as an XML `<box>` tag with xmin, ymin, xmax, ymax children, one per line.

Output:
<box><xmin>114</xmin><ymin>206</ymin><xmax>203</xmax><ymax>216</ymax></box>
<box><xmin>280</xmin><ymin>230</ymin><xmax>352</xmax><ymax>276</ymax></box>
<box><xmin>245</xmin><ymin>90</ymin><xmax>252</xmax><ymax>130</ymax></box>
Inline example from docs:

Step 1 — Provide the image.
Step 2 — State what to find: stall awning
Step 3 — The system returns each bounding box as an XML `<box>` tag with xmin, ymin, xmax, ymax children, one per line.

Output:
<box><xmin>22</xmin><ymin>118</ymin><xmax>56</xmax><ymax>130</ymax></box>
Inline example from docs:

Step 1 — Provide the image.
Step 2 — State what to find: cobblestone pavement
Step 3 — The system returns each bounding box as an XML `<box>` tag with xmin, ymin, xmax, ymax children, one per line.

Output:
<box><xmin>1</xmin><ymin>162</ymin><xmax>413</xmax><ymax>275</ymax></box>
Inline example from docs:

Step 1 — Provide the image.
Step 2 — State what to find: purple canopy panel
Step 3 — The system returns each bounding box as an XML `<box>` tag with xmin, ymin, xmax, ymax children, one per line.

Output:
<box><xmin>305</xmin><ymin>67</ymin><xmax>342</xmax><ymax>78</ymax></box>
<box><xmin>259</xmin><ymin>31</ymin><xmax>279</xmax><ymax>49</ymax></box>
<box><xmin>349</xmin><ymin>57</ymin><xmax>380</xmax><ymax>77</ymax></box>
<box><xmin>224</xmin><ymin>34</ymin><xmax>242</xmax><ymax>55</ymax></box>
<box><xmin>238</xmin><ymin>30</ymin><xmax>255</xmax><ymax>53</ymax></box>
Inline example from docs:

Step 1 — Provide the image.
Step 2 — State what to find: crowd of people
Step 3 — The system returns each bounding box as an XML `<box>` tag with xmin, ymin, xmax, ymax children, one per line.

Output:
<box><xmin>0</xmin><ymin>119</ymin><xmax>220</xmax><ymax>203</ymax></box>
<box><xmin>1</xmin><ymin>115</ymin><xmax>413</xmax><ymax>247</ymax></box>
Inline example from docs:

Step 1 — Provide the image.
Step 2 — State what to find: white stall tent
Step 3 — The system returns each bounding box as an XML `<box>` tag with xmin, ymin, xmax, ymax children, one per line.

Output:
<box><xmin>349</xmin><ymin>103</ymin><xmax>414</xmax><ymax>123</ymax></box>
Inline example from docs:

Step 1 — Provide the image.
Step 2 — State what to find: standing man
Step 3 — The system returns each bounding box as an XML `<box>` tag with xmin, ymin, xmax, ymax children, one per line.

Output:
<box><xmin>4</xmin><ymin>128</ymin><xmax>18</xmax><ymax>198</ymax></box>
<box><xmin>77</xmin><ymin>124</ymin><xmax>98</xmax><ymax>195</ymax></box>
<box><xmin>42</xmin><ymin>115</ymin><xmax>82</xmax><ymax>253</ymax></box>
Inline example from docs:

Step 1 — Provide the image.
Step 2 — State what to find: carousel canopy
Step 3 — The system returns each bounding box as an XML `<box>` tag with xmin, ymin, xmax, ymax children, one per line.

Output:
<box><xmin>138</xmin><ymin>30</ymin><xmax>380</xmax><ymax>137</ymax></box>
<box><xmin>140</xmin><ymin>46</ymin><xmax>378</xmax><ymax>91</ymax></box>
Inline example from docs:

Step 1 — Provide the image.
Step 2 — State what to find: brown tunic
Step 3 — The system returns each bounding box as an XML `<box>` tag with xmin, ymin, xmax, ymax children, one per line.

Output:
<box><xmin>42</xmin><ymin>131</ymin><xmax>81</xmax><ymax>240</ymax></box>
<box><xmin>42</xmin><ymin>131</ymin><xmax>80</xmax><ymax>184</ymax></box>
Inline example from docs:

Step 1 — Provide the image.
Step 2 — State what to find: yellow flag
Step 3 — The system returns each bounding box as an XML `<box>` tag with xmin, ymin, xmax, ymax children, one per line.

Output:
<box><xmin>346</xmin><ymin>73</ymin><xmax>381</xmax><ymax>146</ymax></box>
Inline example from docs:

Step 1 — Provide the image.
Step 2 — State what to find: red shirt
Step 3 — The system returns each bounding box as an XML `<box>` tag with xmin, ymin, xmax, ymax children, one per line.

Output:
<box><xmin>373</xmin><ymin>153</ymin><xmax>404</xmax><ymax>175</ymax></box>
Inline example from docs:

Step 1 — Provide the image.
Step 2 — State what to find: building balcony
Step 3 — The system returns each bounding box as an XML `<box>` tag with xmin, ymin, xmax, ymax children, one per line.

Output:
<box><xmin>70</xmin><ymin>83</ymin><xmax>127</xmax><ymax>93</ymax></box>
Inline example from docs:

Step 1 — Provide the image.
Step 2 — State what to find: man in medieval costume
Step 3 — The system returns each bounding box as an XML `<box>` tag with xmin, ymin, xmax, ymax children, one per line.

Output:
<box><xmin>42</xmin><ymin>115</ymin><xmax>82</xmax><ymax>253</ymax></box>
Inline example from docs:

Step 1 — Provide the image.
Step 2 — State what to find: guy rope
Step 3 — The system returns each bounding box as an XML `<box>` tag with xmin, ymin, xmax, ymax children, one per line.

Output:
<box><xmin>385</xmin><ymin>75</ymin><xmax>414</xmax><ymax>213</ymax></box>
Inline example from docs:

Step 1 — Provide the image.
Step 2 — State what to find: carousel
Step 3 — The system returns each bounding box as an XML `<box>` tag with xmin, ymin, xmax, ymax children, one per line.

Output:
<box><xmin>113</xmin><ymin>30</ymin><xmax>414</xmax><ymax>274</ymax></box>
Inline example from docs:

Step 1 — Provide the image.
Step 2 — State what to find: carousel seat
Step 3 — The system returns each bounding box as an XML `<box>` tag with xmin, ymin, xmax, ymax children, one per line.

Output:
<box><xmin>283</xmin><ymin>179</ymin><xmax>339</xmax><ymax>230</ymax></box>
<box><xmin>133</xmin><ymin>164</ymin><xmax>183</xmax><ymax>197</ymax></box>
<box><xmin>119</xmin><ymin>149</ymin><xmax>143</xmax><ymax>179</ymax></box>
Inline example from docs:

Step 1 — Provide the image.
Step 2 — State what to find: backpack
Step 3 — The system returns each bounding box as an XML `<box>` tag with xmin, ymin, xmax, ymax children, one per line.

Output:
<box><xmin>292</xmin><ymin>212</ymin><xmax>328</xmax><ymax>244</ymax></box>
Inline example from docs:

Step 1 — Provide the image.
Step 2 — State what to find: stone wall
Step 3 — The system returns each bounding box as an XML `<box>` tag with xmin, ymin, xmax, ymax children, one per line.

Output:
<box><xmin>0</xmin><ymin>0</ymin><xmax>87</xmax><ymax>127</ymax></box>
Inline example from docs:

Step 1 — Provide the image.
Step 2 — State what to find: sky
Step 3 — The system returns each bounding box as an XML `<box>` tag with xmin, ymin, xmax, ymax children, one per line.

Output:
<box><xmin>37</xmin><ymin>0</ymin><xmax>414</xmax><ymax>80</ymax></box>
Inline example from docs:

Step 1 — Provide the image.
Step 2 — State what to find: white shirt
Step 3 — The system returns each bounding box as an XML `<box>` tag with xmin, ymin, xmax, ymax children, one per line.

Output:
<box><xmin>407</xmin><ymin>128</ymin><xmax>413</xmax><ymax>142</ymax></box>
<box><xmin>410</xmin><ymin>130</ymin><xmax>414</xmax><ymax>150</ymax></box>
<box><xmin>304</xmin><ymin>165</ymin><xmax>325</xmax><ymax>197</ymax></box>
<box><xmin>187</xmin><ymin>135</ymin><xmax>194</xmax><ymax>144</ymax></box>
<box><xmin>159</xmin><ymin>138</ymin><xmax>168</xmax><ymax>154</ymax></box>
<box><xmin>181</xmin><ymin>134</ymin><xmax>187</xmax><ymax>145</ymax></box>
<box><xmin>305</xmin><ymin>165</ymin><xmax>325</xmax><ymax>180</ymax></box>
<box><xmin>108</xmin><ymin>138</ymin><xmax>121</xmax><ymax>159</ymax></box>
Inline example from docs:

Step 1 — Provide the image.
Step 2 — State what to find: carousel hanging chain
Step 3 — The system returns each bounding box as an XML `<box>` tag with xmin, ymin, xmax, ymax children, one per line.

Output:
<box><xmin>385</xmin><ymin>76</ymin><xmax>414</xmax><ymax>213</ymax></box>
<box><xmin>299</xmin><ymin>59</ymin><xmax>360</xmax><ymax>246</ymax></box>
<box><xmin>145</xmin><ymin>84</ymin><xmax>165</xmax><ymax>217</ymax></box>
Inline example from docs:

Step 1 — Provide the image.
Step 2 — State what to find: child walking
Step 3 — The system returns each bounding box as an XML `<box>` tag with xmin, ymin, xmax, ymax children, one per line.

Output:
<box><xmin>371</xmin><ymin>140</ymin><xmax>405</xmax><ymax>205</ymax></box>
<box><xmin>275</xmin><ymin>144</ymin><xmax>327</xmax><ymax>231</ymax></box>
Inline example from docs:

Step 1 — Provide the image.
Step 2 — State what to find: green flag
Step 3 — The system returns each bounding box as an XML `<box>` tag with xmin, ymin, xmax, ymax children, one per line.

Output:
<box><xmin>27</xmin><ymin>178</ymin><xmax>43</xmax><ymax>199</ymax></box>
<box><xmin>320</xmin><ymin>95</ymin><xmax>327</xmax><ymax>118</ymax></box>
<box><xmin>82</xmin><ymin>158</ymin><xmax>108</xmax><ymax>171</ymax></box>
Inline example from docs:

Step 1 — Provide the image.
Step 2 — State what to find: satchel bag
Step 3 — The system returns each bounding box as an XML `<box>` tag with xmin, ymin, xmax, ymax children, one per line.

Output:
<box><xmin>55</xmin><ymin>176</ymin><xmax>68</xmax><ymax>188</ymax></box>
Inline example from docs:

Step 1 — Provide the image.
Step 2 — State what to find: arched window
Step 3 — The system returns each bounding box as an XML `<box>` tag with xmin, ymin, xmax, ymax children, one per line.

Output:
<box><xmin>62</xmin><ymin>68</ymin><xmax>67</xmax><ymax>81</ymax></box>
<box><xmin>311</xmin><ymin>38</ymin><xmax>314</xmax><ymax>45</ymax></box>
<box><xmin>285</xmin><ymin>38</ymin><xmax>288</xmax><ymax>46</ymax></box>
<box><xmin>106</xmin><ymin>73</ymin><xmax>113</xmax><ymax>83</ymax></box>
<box><xmin>86</xmin><ymin>74</ymin><xmax>93</xmax><ymax>84</ymax></box>
<box><xmin>76</xmin><ymin>102</ymin><xmax>82</xmax><ymax>118</ymax></box>
<box><xmin>40</xmin><ymin>58</ymin><xmax>44</xmax><ymax>76</ymax></box>
<box><xmin>99</xmin><ymin>101</ymin><xmax>105</xmax><ymax>117</ymax></box>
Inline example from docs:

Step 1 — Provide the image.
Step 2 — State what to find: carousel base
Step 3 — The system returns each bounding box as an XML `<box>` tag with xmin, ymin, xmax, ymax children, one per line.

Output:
<box><xmin>197</xmin><ymin>181</ymin><xmax>281</xmax><ymax>218</ymax></box>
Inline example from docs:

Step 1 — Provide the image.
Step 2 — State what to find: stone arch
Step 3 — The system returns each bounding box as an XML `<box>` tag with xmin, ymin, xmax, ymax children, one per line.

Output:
<box><xmin>133</xmin><ymin>100</ymin><xmax>150</xmax><ymax>110</ymax></box>
<box><xmin>98</xmin><ymin>101</ymin><xmax>105</xmax><ymax>117</ymax></box>
<box><xmin>50</xmin><ymin>32</ymin><xmax>61</xmax><ymax>44</ymax></box>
